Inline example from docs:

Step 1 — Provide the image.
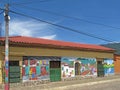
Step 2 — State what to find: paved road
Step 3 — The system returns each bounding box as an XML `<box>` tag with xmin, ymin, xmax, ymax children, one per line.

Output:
<box><xmin>0</xmin><ymin>75</ymin><xmax>120</xmax><ymax>90</ymax></box>
<box><xmin>9</xmin><ymin>78</ymin><xmax>120</xmax><ymax>90</ymax></box>
<box><xmin>67</xmin><ymin>80</ymin><xmax>120</xmax><ymax>90</ymax></box>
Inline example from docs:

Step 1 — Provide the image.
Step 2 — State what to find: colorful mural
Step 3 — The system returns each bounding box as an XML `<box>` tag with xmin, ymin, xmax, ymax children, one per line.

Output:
<box><xmin>61</xmin><ymin>57</ymin><xmax>97</xmax><ymax>78</ymax></box>
<box><xmin>104</xmin><ymin>59</ymin><xmax>114</xmax><ymax>75</ymax></box>
<box><xmin>22</xmin><ymin>58</ymin><xmax>49</xmax><ymax>82</ymax></box>
<box><xmin>61</xmin><ymin>57</ymin><xmax>75</xmax><ymax>77</ymax></box>
<box><xmin>77</xmin><ymin>58</ymin><xmax>97</xmax><ymax>76</ymax></box>
<box><xmin>23</xmin><ymin>56</ymin><xmax>98</xmax><ymax>81</ymax></box>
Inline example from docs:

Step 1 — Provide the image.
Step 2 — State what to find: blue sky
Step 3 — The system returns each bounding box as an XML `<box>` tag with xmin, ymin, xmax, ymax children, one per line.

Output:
<box><xmin>0</xmin><ymin>0</ymin><xmax>120</xmax><ymax>44</ymax></box>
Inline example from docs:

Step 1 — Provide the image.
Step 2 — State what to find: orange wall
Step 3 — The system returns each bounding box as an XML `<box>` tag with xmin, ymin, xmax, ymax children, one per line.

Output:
<box><xmin>114</xmin><ymin>55</ymin><xmax>120</xmax><ymax>74</ymax></box>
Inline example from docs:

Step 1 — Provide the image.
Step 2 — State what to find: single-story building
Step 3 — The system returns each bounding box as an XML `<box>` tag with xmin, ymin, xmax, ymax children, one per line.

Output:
<box><xmin>0</xmin><ymin>36</ymin><xmax>115</xmax><ymax>83</ymax></box>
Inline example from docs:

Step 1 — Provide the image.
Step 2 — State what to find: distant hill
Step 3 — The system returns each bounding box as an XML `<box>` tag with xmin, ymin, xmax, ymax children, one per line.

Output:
<box><xmin>101</xmin><ymin>43</ymin><xmax>120</xmax><ymax>55</ymax></box>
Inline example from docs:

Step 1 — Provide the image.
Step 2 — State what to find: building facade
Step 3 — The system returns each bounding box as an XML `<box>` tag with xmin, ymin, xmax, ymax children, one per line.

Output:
<box><xmin>0</xmin><ymin>36</ymin><xmax>115</xmax><ymax>83</ymax></box>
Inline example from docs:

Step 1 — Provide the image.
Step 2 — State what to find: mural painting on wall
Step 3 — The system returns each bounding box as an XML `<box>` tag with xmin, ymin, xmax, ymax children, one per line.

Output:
<box><xmin>77</xmin><ymin>58</ymin><xmax>97</xmax><ymax>76</ymax></box>
<box><xmin>104</xmin><ymin>59</ymin><xmax>114</xmax><ymax>75</ymax></box>
<box><xmin>22</xmin><ymin>58</ymin><xmax>49</xmax><ymax>82</ymax></box>
<box><xmin>61</xmin><ymin>57</ymin><xmax>75</xmax><ymax>77</ymax></box>
<box><xmin>61</xmin><ymin>57</ymin><xmax>97</xmax><ymax>77</ymax></box>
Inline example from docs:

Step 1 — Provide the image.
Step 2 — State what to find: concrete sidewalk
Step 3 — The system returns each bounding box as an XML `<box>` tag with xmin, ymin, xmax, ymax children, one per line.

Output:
<box><xmin>9</xmin><ymin>75</ymin><xmax>120</xmax><ymax>90</ymax></box>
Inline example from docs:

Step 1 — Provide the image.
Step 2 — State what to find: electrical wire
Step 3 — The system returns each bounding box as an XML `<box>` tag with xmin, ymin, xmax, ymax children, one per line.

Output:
<box><xmin>11</xmin><ymin>4</ymin><xmax>120</xmax><ymax>30</ymax></box>
<box><xmin>0</xmin><ymin>10</ymin><xmax>4</xmax><ymax>15</ymax></box>
<box><xmin>0</xmin><ymin>7</ymin><xmax>114</xmax><ymax>42</ymax></box>
<box><xmin>10</xmin><ymin>0</ymin><xmax>56</xmax><ymax>5</ymax></box>
<box><xmin>9</xmin><ymin>9</ymin><xmax>113</xmax><ymax>42</ymax></box>
<box><xmin>3</xmin><ymin>1</ymin><xmax>120</xmax><ymax>29</ymax></box>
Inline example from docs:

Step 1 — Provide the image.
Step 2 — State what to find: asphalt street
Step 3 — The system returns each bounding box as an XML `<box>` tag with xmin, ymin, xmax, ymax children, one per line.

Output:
<box><xmin>66</xmin><ymin>79</ymin><xmax>120</xmax><ymax>90</ymax></box>
<box><xmin>0</xmin><ymin>75</ymin><xmax>120</xmax><ymax>90</ymax></box>
<box><xmin>9</xmin><ymin>77</ymin><xmax>120</xmax><ymax>90</ymax></box>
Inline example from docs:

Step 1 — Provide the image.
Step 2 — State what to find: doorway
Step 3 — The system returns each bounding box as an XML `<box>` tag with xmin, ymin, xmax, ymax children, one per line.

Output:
<box><xmin>97</xmin><ymin>61</ymin><xmax>104</xmax><ymax>77</ymax></box>
<box><xmin>9</xmin><ymin>61</ymin><xmax>20</xmax><ymax>83</ymax></box>
<box><xmin>75</xmin><ymin>62</ymin><xmax>80</xmax><ymax>75</ymax></box>
<box><xmin>50</xmin><ymin>61</ymin><xmax>61</xmax><ymax>82</ymax></box>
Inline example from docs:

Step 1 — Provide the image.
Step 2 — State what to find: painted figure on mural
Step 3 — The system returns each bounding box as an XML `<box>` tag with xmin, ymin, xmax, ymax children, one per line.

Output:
<box><xmin>25</xmin><ymin>65</ymin><xmax>30</xmax><ymax>76</ymax></box>
<box><xmin>39</xmin><ymin>60</ymin><xmax>49</xmax><ymax>79</ymax></box>
<box><xmin>30</xmin><ymin>67</ymin><xmax>37</xmax><ymax>80</ymax></box>
<box><xmin>36</xmin><ymin>63</ymin><xmax>41</xmax><ymax>76</ymax></box>
<box><xmin>22</xmin><ymin>67</ymin><xmax>25</xmax><ymax>76</ymax></box>
<box><xmin>23</xmin><ymin>60</ymin><xmax>30</xmax><ymax>76</ymax></box>
<box><xmin>23</xmin><ymin>58</ymin><xmax>50</xmax><ymax>81</ymax></box>
<box><xmin>41</xmin><ymin>66</ymin><xmax>48</xmax><ymax>76</ymax></box>
<box><xmin>24</xmin><ymin>60</ymin><xmax>28</xmax><ymax>66</ymax></box>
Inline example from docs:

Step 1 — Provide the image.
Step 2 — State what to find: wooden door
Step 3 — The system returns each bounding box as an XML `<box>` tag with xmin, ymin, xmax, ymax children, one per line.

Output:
<box><xmin>75</xmin><ymin>62</ymin><xmax>80</xmax><ymax>75</ymax></box>
<box><xmin>97</xmin><ymin>61</ymin><xmax>104</xmax><ymax>77</ymax></box>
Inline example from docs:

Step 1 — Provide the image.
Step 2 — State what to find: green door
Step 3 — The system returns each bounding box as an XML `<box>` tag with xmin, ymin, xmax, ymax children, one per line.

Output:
<box><xmin>50</xmin><ymin>61</ymin><xmax>61</xmax><ymax>82</ymax></box>
<box><xmin>55</xmin><ymin>68</ymin><xmax>61</xmax><ymax>81</ymax></box>
<box><xmin>50</xmin><ymin>68</ymin><xmax>55</xmax><ymax>82</ymax></box>
<box><xmin>97</xmin><ymin>61</ymin><xmax>104</xmax><ymax>77</ymax></box>
<box><xmin>9</xmin><ymin>61</ymin><xmax>20</xmax><ymax>83</ymax></box>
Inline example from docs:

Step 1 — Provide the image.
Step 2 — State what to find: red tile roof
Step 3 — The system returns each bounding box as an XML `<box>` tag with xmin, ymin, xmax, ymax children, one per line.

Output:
<box><xmin>0</xmin><ymin>36</ymin><xmax>114</xmax><ymax>52</ymax></box>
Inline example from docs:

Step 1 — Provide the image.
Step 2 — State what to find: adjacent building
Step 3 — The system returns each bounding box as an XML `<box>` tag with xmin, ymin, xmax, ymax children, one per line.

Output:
<box><xmin>0</xmin><ymin>36</ymin><xmax>115</xmax><ymax>83</ymax></box>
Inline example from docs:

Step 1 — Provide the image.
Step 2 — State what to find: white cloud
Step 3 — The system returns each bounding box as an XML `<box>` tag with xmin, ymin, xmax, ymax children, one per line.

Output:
<box><xmin>39</xmin><ymin>35</ymin><xmax>56</xmax><ymax>39</ymax></box>
<box><xmin>8</xmin><ymin>19</ymin><xmax>57</xmax><ymax>39</ymax></box>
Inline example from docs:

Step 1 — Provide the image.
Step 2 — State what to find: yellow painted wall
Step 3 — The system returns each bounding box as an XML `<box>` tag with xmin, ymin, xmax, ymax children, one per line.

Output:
<box><xmin>0</xmin><ymin>60</ymin><xmax>2</xmax><ymax>83</ymax></box>
<box><xmin>0</xmin><ymin>47</ymin><xmax>3</xmax><ymax>83</ymax></box>
<box><xmin>0</xmin><ymin>46</ymin><xmax>114</xmax><ymax>61</ymax></box>
<box><xmin>0</xmin><ymin>60</ymin><xmax>2</xmax><ymax>69</ymax></box>
<box><xmin>2</xmin><ymin>46</ymin><xmax>114</xmax><ymax>58</ymax></box>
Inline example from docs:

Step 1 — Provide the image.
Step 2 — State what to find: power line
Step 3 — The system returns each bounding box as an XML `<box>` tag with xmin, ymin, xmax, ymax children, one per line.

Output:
<box><xmin>10</xmin><ymin>4</ymin><xmax>120</xmax><ymax>30</ymax></box>
<box><xmin>0</xmin><ymin>10</ymin><xmax>4</xmax><ymax>15</ymax></box>
<box><xmin>0</xmin><ymin>23</ymin><xmax>2</xmax><ymax>37</ymax></box>
<box><xmin>8</xmin><ymin>9</ymin><xmax>113</xmax><ymax>42</ymax></box>
<box><xmin>0</xmin><ymin>7</ymin><xmax>114</xmax><ymax>42</ymax></box>
<box><xmin>10</xmin><ymin>0</ymin><xmax>56</xmax><ymax>5</ymax></box>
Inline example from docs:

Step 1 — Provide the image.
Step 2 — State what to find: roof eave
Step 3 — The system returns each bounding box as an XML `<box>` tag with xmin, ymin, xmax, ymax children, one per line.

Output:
<box><xmin>0</xmin><ymin>40</ymin><xmax>115</xmax><ymax>53</ymax></box>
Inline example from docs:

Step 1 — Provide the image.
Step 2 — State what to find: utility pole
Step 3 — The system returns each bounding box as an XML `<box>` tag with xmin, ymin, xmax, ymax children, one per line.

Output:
<box><xmin>4</xmin><ymin>4</ymin><xmax>10</xmax><ymax>90</ymax></box>
<box><xmin>0</xmin><ymin>23</ymin><xmax>2</xmax><ymax>37</ymax></box>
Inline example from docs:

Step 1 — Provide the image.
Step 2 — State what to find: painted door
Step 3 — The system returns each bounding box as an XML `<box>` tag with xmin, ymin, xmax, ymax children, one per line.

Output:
<box><xmin>75</xmin><ymin>62</ymin><xmax>80</xmax><ymax>75</ymax></box>
<box><xmin>97</xmin><ymin>61</ymin><xmax>104</xmax><ymax>77</ymax></box>
<box><xmin>50</xmin><ymin>61</ymin><xmax>61</xmax><ymax>82</ymax></box>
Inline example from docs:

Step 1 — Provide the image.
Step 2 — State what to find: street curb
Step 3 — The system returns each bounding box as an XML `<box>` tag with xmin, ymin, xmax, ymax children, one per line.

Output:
<box><xmin>43</xmin><ymin>78</ymin><xmax>120</xmax><ymax>90</ymax></box>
